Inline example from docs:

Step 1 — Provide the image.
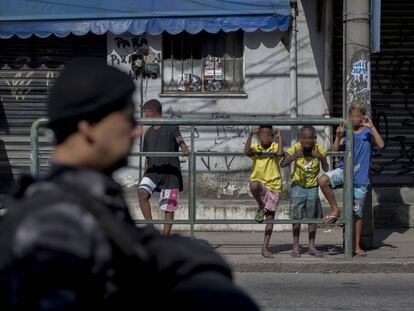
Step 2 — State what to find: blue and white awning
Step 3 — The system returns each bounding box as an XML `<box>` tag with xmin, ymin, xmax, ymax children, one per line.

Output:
<box><xmin>0</xmin><ymin>0</ymin><xmax>291</xmax><ymax>38</ymax></box>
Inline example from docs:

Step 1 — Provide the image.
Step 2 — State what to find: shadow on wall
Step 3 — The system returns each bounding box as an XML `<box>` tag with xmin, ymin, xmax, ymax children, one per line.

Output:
<box><xmin>245</xmin><ymin>29</ymin><xmax>285</xmax><ymax>50</ymax></box>
<box><xmin>372</xmin><ymin>187</ymin><xmax>410</xmax><ymax>248</ymax></box>
<box><xmin>301</xmin><ymin>0</ymin><xmax>326</xmax><ymax>91</ymax></box>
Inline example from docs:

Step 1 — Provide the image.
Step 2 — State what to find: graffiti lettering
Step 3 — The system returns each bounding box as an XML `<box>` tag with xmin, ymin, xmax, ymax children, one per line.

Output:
<box><xmin>5</xmin><ymin>71</ymin><xmax>33</xmax><ymax>100</ymax></box>
<box><xmin>115</xmin><ymin>37</ymin><xmax>131</xmax><ymax>49</ymax></box>
<box><xmin>347</xmin><ymin>54</ymin><xmax>370</xmax><ymax>105</ymax></box>
<box><xmin>110</xmin><ymin>35</ymin><xmax>160</xmax><ymax>79</ymax></box>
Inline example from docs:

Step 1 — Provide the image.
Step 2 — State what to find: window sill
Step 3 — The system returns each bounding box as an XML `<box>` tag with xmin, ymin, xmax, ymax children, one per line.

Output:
<box><xmin>159</xmin><ymin>92</ymin><xmax>248</xmax><ymax>98</ymax></box>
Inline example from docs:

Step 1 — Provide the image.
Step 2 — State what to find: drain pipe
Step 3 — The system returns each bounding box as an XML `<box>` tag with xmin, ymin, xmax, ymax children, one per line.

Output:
<box><xmin>324</xmin><ymin>0</ymin><xmax>333</xmax><ymax>158</ymax></box>
<box><xmin>289</xmin><ymin>0</ymin><xmax>298</xmax><ymax>146</ymax></box>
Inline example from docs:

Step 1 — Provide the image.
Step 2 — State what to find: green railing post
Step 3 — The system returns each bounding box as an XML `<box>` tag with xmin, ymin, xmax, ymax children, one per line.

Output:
<box><xmin>30</xmin><ymin>118</ymin><xmax>48</xmax><ymax>177</ymax></box>
<box><xmin>189</xmin><ymin>125</ymin><xmax>196</xmax><ymax>238</ymax></box>
<box><xmin>344</xmin><ymin>121</ymin><xmax>354</xmax><ymax>257</ymax></box>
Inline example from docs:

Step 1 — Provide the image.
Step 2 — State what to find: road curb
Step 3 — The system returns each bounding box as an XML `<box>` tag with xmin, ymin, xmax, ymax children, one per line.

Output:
<box><xmin>231</xmin><ymin>261</ymin><xmax>414</xmax><ymax>273</ymax></box>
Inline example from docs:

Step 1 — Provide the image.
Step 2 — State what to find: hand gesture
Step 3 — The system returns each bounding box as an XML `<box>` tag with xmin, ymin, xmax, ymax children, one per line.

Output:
<box><xmin>181</xmin><ymin>145</ymin><xmax>191</xmax><ymax>157</ymax></box>
<box><xmin>251</xmin><ymin>127</ymin><xmax>259</xmax><ymax>135</ymax></box>
<box><xmin>312</xmin><ymin>150</ymin><xmax>324</xmax><ymax>160</ymax></box>
<box><xmin>336</xmin><ymin>123</ymin><xmax>345</xmax><ymax>138</ymax></box>
<box><xmin>294</xmin><ymin>150</ymin><xmax>304</xmax><ymax>159</ymax></box>
<box><xmin>273</xmin><ymin>128</ymin><xmax>281</xmax><ymax>137</ymax></box>
<box><xmin>362</xmin><ymin>117</ymin><xmax>374</xmax><ymax>129</ymax></box>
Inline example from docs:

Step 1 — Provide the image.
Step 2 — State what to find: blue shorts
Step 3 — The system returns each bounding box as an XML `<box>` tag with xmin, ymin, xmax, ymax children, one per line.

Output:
<box><xmin>290</xmin><ymin>184</ymin><xmax>323</xmax><ymax>219</ymax></box>
<box><xmin>324</xmin><ymin>168</ymin><xmax>368</xmax><ymax>218</ymax></box>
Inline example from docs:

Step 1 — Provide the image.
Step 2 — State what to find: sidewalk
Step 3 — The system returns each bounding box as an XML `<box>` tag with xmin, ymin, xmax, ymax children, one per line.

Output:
<box><xmin>189</xmin><ymin>228</ymin><xmax>414</xmax><ymax>273</ymax></box>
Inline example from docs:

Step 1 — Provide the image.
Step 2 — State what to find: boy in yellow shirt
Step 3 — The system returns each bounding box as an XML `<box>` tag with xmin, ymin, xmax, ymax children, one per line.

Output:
<box><xmin>281</xmin><ymin>126</ymin><xmax>329</xmax><ymax>258</ymax></box>
<box><xmin>245</xmin><ymin>126</ymin><xmax>284</xmax><ymax>258</ymax></box>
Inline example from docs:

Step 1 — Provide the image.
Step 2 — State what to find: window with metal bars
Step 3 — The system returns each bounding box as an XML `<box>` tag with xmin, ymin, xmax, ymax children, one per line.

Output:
<box><xmin>162</xmin><ymin>31</ymin><xmax>244</xmax><ymax>95</ymax></box>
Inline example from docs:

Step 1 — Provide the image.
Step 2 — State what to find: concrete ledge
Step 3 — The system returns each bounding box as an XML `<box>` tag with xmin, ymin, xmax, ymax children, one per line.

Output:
<box><xmin>124</xmin><ymin>186</ymin><xmax>414</xmax><ymax>230</ymax></box>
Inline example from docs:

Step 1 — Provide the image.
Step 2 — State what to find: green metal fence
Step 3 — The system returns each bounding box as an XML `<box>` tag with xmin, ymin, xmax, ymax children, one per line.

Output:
<box><xmin>31</xmin><ymin>117</ymin><xmax>354</xmax><ymax>256</ymax></box>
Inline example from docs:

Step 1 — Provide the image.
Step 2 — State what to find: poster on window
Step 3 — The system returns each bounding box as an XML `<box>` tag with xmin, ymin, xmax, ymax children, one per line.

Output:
<box><xmin>204</xmin><ymin>56</ymin><xmax>223</xmax><ymax>80</ymax></box>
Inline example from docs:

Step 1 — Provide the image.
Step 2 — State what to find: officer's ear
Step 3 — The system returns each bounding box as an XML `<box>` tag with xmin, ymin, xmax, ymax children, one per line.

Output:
<box><xmin>78</xmin><ymin>120</ymin><xmax>95</xmax><ymax>144</ymax></box>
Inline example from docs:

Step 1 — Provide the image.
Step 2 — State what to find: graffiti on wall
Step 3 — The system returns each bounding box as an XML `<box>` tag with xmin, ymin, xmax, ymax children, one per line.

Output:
<box><xmin>167</xmin><ymin>110</ymin><xmax>255</xmax><ymax>171</ymax></box>
<box><xmin>347</xmin><ymin>53</ymin><xmax>370</xmax><ymax>106</ymax></box>
<box><xmin>2</xmin><ymin>70</ymin><xmax>58</xmax><ymax>101</ymax></box>
<box><xmin>370</xmin><ymin>16</ymin><xmax>414</xmax><ymax>181</ymax></box>
<box><xmin>371</xmin><ymin>52</ymin><xmax>414</xmax><ymax>178</ymax></box>
<box><xmin>108</xmin><ymin>35</ymin><xmax>161</xmax><ymax>80</ymax></box>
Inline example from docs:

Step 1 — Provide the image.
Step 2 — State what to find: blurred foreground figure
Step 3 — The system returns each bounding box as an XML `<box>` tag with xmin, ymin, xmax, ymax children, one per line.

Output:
<box><xmin>0</xmin><ymin>59</ymin><xmax>258</xmax><ymax>311</ymax></box>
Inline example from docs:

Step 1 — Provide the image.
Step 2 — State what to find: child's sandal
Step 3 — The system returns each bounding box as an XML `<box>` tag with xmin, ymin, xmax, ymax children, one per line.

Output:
<box><xmin>255</xmin><ymin>210</ymin><xmax>266</xmax><ymax>223</ymax></box>
<box><xmin>262</xmin><ymin>248</ymin><xmax>274</xmax><ymax>258</ymax></box>
<box><xmin>354</xmin><ymin>249</ymin><xmax>367</xmax><ymax>257</ymax></box>
<box><xmin>291</xmin><ymin>249</ymin><xmax>301</xmax><ymax>258</ymax></box>
<box><xmin>308</xmin><ymin>249</ymin><xmax>324</xmax><ymax>257</ymax></box>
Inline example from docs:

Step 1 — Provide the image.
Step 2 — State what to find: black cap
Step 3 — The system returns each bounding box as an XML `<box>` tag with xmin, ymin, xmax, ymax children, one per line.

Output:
<box><xmin>48</xmin><ymin>58</ymin><xmax>136</xmax><ymax>142</ymax></box>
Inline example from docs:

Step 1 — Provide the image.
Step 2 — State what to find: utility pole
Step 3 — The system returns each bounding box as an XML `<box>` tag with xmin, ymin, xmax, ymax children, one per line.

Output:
<box><xmin>343</xmin><ymin>0</ymin><xmax>373</xmax><ymax>249</ymax></box>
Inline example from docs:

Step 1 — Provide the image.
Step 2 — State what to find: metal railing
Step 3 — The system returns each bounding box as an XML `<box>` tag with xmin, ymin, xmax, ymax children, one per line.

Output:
<box><xmin>31</xmin><ymin>117</ymin><xmax>354</xmax><ymax>257</ymax></box>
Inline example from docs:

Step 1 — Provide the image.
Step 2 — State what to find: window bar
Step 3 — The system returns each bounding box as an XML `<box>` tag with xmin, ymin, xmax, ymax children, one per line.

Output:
<box><xmin>233</xmin><ymin>38</ymin><xmax>236</xmax><ymax>91</ymax></box>
<box><xmin>190</xmin><ymin>38</ymin><xmax>194</xmax><ymax>93</ymax></box>
<box><xmin>181</xmin><ymin>39</ymin><xmax>184</xmax><ymax>88</ymax></box>
<box><xmin>213</xmin><ymin>38</ymin><xmax>216</xmax><ymax>92</ymax></box>
<box><xmin>223</xmin><ymin>34</ymin><xmax>226</xmax><ymax>90</ymax></box>
<box><xmin>171</xmin><ymin>39</ymin><xmax>174</xmax><ymax>86</ymax></box>
<box><xmin>167</xmin><ymin>37</ymin><xmax>178</xmax><ymax>91</ymax></box>
<box><xmin>191</xmin><ymin>38</ymin><xmax>194</xmax><ymax>76</ymax></box>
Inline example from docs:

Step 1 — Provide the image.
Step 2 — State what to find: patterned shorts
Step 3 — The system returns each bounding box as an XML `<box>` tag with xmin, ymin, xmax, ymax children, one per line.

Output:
<box><xmin>290</xmin><ymin>184</ymin><xmax>323</xmax><ymax>219</ymax></box>
<box><xmin>250</xmin><ymin>181</ymin><xmax>281</xmax><ymax>212</ymax></box>
<box><xmin>138</xmin><ymin>177</ymin><xmax>180</xmax><ymax>212</ymax></box>
<box><xmin>324</xmin><ymin>168</ymin><xmax>368</xmax><ymax>218</ymax></box>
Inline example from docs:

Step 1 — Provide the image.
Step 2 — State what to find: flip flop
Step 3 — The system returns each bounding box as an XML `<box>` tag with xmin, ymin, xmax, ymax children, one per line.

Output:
<box><xmin>322</xmin><ymin>213</ymin><xmax>339</xmax><ymax>224</ymax></box>
<box><xmin>354</xmin><ymin>250</ymin><xmax>367</xmax><ymax>257</ymax></box>
<box><xmin>291</xmin><ymin>249</ymin><xmax>301</xmax><ymax>258</ymax></box>
<box><xmin>262</xmin><ymin>249</ymin><xmax>274</xmax><ymax>259</ymax></box>
<box><xmin>308</xmin><ymin>249</ymin><xmax>324</xmax><ymax>258</ymax></box>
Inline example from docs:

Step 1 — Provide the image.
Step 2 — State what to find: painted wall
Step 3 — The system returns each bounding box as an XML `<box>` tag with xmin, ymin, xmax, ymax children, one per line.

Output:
<box><xmin>107</xmin><ymin>0</ymin><xmax>328</xmax><ymax>198</ymax></box>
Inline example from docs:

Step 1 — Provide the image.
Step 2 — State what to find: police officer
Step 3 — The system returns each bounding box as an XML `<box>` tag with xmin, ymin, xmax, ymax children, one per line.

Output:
<box><xmin>0</xmin><ymin>58</ymin><xmax>258</xmax><ymax>311</ymax></box>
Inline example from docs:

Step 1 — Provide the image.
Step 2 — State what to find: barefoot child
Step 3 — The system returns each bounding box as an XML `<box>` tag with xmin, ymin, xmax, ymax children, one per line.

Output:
<box><xmin>319</xmin><ymin>102</ymin><xmax>385</xmax><ymax>256</ymax></box>
<box><xmin>138</xmin><ymin>99</ymin><xmax>190</xmax><ymax>235</ymax></box>
<box><xmin>281</xmin><ymin>126</ymin><xmax>329</xmax><ymax>258</ymax></box>
<box><xmin>245</xmin><ymin>126</ymin><xmax>284</xmax><ymax>258</ymax></box>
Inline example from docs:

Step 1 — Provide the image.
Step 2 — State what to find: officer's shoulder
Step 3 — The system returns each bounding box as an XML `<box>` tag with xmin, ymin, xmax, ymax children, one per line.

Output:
<box><xmin>11</xmin><ymin>181</ymin><xmax>101</xmax><ymax>236</ymax></box>
<box><xmin>8</xmin><ymin>185</ymin><xmax>109</xmax><ymax>259</ymax></box>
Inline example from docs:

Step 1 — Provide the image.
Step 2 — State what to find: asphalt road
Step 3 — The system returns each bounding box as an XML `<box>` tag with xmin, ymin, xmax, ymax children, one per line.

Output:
<box><xmin>235</xmin><ymin>273</ymin><xmax>414</xmax><ymax>311</ymax></box>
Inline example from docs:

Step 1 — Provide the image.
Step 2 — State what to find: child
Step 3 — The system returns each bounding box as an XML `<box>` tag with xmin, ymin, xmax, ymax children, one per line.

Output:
<box><xmin>245</xmin><ymin>126</ymin><xmax>284</xmax><ymax>258</ymax></box>
<box><xmin>319</xmin><ymin>102</ymin><xmax>385</xmax><ymax>256</ymax></box>
<box><xmin>281</xmin><ymin>126</ymin><xmax>329</xmax><ymax>258</ymax></box>
<box><xmin>138</xmin><ymin>99</ymin><xmax>190</xmax><ymax>235</ymax></box>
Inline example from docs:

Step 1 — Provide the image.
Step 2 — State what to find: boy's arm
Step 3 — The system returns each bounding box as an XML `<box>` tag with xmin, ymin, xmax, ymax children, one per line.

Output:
<box><xmin>173</xmin><ymin>127</ymin><xmax>190</xmax><ymax>156</ymax></box>
<box><xmin>320</xmin><ymin>156</ymin><xmax>329</xmax><ymax>172</ymax></box>
<box><xmin>362</xmin><ymin>117</ymin><xmax>385</xmax><ymax>149</ymax></box>
<box><xmin>312</xmin><ymin>148</ymin><xmax>329</xmax><ymax>172</ymax></box>
<box><xmin>280</xmin><ymin>149</ymin><xmax>303</xmax><ymax>167</ymax></box>
<box><xmin>244</xmin><ymin>128</ymin><xmax>258</xmax><ymax>156</ymax></box>
<box><xmin>318</xmin><ymin>152</ymin><xmax>329</xmax><ymax>172</ymax></box>
<box><xmin>332</xmin><ymin>123</ymin><xmax>345</xmax><ymax>151</ymax></box>
<box><xmin>275</xmin><ymin>129</ymin><xmax>284</xmax><ymax>157</ymax></box>
<box><xmin>176</xmin><ymin>136</ymin><xmax>190</xmax><ymax>156</ymax></box>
